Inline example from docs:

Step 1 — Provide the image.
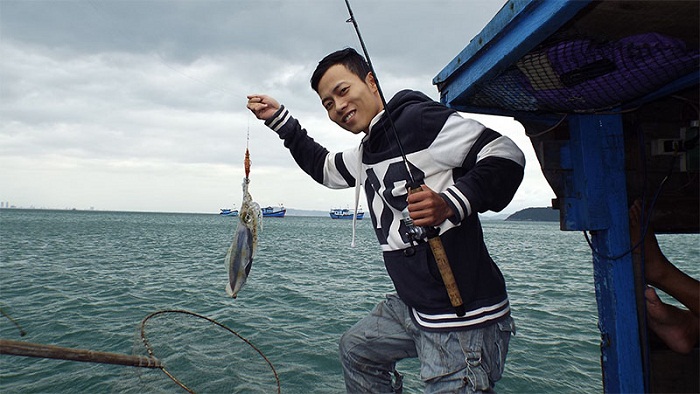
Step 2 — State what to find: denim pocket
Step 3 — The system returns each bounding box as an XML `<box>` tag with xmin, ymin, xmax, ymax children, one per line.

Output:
<box><xmin>464</xmin><ymin>350</ymin><xmax>491</xmax><ymax>392</ymax></box>
<box><xmin>418</xmin><ymin>328</ymin><xmax>489</xmax><ymax>390</ymax></box>
<box><xmin>417</xmin><ymin>319</ymin><xmax>514</xmax><ymax>392</ymax></box>
<box><xmin>419</xmin><ymin>331</ymin><xmax>469</xmax><ymax>382</ymax></box>
<box><xmin>487</xmin><ymin>316</ymin><xmax>515</xmax><ymax>383</ymax></box>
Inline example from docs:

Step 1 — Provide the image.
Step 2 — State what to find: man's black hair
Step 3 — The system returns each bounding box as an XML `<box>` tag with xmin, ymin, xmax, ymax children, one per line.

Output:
<box><xmin>310</xmin><ymin>48</ymin><xmax>372</xmax><ymax>93</ymax></box>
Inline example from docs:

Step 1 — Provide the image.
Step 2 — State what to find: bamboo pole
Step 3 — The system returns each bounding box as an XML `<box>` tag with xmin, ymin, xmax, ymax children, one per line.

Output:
<box><xmin>0</xmin><ymin>339</ymin><xmax>162</xmax><ymax>368</ymax></box>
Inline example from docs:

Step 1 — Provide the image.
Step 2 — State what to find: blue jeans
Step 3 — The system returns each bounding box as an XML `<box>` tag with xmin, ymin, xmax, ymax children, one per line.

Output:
<box><xmin>339</xmin><ymin>294</ymin><xmax>514</xmax><ymax>393</ymax></box>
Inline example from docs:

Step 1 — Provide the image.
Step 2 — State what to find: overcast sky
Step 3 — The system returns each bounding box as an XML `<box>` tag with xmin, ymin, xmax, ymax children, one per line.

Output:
<box><xmin>1</xmin><ymin>0</ymin><xmax>554</xmax><ymax>214</ymax></box>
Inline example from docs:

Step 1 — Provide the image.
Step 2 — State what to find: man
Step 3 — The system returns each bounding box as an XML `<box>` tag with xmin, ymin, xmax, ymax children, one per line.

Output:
<box><xmin>248</xmin><ymin>48</ymin><xmax>525</xmax><ymax>393</ymax></box>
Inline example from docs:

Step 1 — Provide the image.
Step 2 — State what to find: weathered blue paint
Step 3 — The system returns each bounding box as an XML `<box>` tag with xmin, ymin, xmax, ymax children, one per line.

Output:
<box><xmin>560</xmin><ymin>115</ymin><xmax>612</xmax><ymax>232</ymax></box>
<box><xmin>568</xmin><ymin>114</ymin><xmax>643</xmax><ymax>392</ymax></box>
<box><xmin>434</xmin><ymin>0</ymin><xmax>592</xmax><ymax>111</ymax></box>
<box><xmin>433</xmin><ymin>1</ymin><xmax>656</xmax><ymax>391</ymax></box>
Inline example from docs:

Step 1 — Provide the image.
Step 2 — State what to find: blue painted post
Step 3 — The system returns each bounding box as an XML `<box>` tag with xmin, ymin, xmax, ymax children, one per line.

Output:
<box><xmin>565</xmin><ymin>114</ymin><xmax>645</xmax><ymax>393</ymax></box>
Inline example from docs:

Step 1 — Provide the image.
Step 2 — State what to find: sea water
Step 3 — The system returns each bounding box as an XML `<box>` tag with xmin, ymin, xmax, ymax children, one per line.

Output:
<box><xmin>0</xmin><ymin>209</ymin><xmax>697</xmax><ymax>393</ymax></box>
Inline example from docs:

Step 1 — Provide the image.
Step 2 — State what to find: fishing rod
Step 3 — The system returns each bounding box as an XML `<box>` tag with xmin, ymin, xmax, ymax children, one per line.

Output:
<box><xmin>343</xmin><ymin>0</ymin><xmax>414</xmax><ymax>186</ymax></box>
<box><xmin>343</xmin><ymin>0</ymin><xmax>465</xmax><ymax>316</ymax></box>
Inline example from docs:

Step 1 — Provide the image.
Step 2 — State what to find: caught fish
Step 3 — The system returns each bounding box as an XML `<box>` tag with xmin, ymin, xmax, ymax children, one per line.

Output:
<box><xmin>225</xmin><ymin>176</ymin><xmax>261</xmax><ymax>298</ymax></box>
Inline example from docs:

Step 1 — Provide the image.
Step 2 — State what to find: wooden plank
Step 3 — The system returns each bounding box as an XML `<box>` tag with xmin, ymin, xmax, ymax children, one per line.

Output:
<box><xmin>0</xmin><ymin>339</ymin><xmax>162</xmax><ymax>369</ymax></box>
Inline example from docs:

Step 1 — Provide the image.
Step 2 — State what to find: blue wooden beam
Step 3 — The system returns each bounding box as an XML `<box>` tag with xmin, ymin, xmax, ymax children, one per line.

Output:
<box><xmin>567</xmin><ymin>114</ymin><xmax>644</xmax><ymax>393</ymax></box>
<box><xmin>622</xmin><ymin>72</ymin><xmax>700</xmax><ymax>112</ymax></box>
<box><xmin>559</xmin><ymin>116</ymin><xmax>610</xmax><ymax>231</ymax></box>
<box><xmin>434</xmin><ymin>0</ymin><xmax>592</xmax><ymax>108</ymax></box>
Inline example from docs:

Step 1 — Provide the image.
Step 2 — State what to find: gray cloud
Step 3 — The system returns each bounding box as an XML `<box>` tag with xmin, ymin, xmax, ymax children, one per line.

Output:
<box><xmin>0</xmin><ymin>0</ymin><xmax>553</xmax><ymax>213</ymax></box>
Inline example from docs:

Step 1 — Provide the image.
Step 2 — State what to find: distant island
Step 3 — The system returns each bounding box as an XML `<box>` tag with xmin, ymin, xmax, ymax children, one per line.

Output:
<box><xmin>505</xmin><ymin>207</ymin><xmax>559</xmax><ymax>222</ymax></box>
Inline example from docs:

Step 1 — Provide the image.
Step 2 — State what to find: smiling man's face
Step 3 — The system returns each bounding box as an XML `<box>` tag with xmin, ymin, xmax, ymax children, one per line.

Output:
<box><xmin>316</xmin><ymin>64</ymin><xmax>384</xmax><ymax>134</ymax></box>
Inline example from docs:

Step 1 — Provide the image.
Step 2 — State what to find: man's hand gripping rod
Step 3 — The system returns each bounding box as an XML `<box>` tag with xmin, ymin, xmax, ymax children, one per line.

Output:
<box><xmin>404</xmin><ymin>185</ymin><xmax>465</xmax><ymax>317</ymax></box>
<box><xmin>343</xmin><ymin>0</ymin><xmax>465</xmax><ymax>316</ymax></box>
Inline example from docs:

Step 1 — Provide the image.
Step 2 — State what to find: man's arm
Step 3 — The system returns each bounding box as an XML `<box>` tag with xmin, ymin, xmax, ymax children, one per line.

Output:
<box><xmin>409</xmin><ymin>114</ymin><xmax>525</xmax><ymax>227</ymax></box>
<box><xmin>246</xmin><ymin>94</ymin><xmax>357</xmax><ymax>188</ymax></box>
<box><xmin>446</xmin><ymin>127</ymin><xmax>525</xmax><ymax>219</ymax></box>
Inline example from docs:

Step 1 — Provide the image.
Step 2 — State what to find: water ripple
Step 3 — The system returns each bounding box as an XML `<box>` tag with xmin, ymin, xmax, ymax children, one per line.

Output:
<box><xmin>1</xmin><ymin>211</ymin><xmax>697</xmax><ymax>393</ymax></box>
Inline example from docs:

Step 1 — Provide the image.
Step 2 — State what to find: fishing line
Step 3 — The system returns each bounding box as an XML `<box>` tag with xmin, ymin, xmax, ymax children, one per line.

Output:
<box><xmin>343</xmin><ymin>0</ymin><xmax>415</xmax><ymax>185</ymax></box>
<box><xmin>582</xmin><ymin>152</ymin><xmax>676</xmax><ymax>261</ymax></box>
<box><xmin>246</xmin><ymin>113</ymin><xmax>252</xmax><ymax>180</ymax></box>
<box><xmin>0</xmin><ymin>306</ymin><xmax>26</xmax><ymax>337</ymax></box>
<box><xmin>524</xmin><ymin>114</ymin><xmax>569</xmax><ymax>138</ymax></box>
<box><xmin>526</xmin><ymin>106</ymin><xmax>647</xmax><ymax>139</ymax></box>
<box><xmin>7</xmin><ymin>3</ymin><xmax>274</xmax><ymax>390</ymax></box>
<box><xmin>342</xmin><ymin>0</ymin><xmax>465</xmax><ymax>316</ymax></box>
<box><xmin>581</xmin><ymin>122</ymin><xmax>679</xmax><ymax>391</ymax></box>
<box><xmin>583</xmin><ymin>154</ymin><xmax>674</xmax><ymax>391</ymax></box>
<box><xmin>583</xmin><ymin>174</ymin><xmax>669</xmax><ymax>260</ymax></box>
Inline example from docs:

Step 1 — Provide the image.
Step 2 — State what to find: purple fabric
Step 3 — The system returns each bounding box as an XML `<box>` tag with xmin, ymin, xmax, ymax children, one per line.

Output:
<box><xmin>527</xmin><ymin>33</ymin><xmax>699</xmax><ymax>111</ymax></box>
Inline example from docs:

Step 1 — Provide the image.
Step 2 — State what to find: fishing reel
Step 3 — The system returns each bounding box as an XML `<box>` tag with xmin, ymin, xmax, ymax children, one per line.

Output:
<box><xmin>401</xmin><ymin>209</ymin><xmax>426</xmax><ymax>256</ymax></box>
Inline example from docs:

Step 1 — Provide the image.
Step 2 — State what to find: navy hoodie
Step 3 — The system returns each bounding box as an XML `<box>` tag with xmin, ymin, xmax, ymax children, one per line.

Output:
<box><xmin>266</xmin><ymin>90</ymin><xmax>525</xmax><ymax>331</ymax></box>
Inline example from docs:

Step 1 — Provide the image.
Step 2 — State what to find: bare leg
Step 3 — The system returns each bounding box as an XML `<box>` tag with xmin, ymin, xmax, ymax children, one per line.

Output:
<box><xmin>629</xmin><ymin>200</ymin><xmax>700</xmax><ymax>353</ymax></box>
<box><xmin>629</xmin><ymin>200</ymin><xmax>699</xmax><ymax>315</ymax></box>
<box><xmin>645</xmin><ymin>287</ymin><xmax>699</xmax><ymax>354</ymax></box>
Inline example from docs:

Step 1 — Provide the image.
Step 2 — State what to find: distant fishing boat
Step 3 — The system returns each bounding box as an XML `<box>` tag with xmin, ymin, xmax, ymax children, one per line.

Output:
<box><xmin>261</xmin><ymin>206</ymin><xmax>286</xmax><ymax>218</ymax></box>
<box><xmin>329</xmin><ymin>208</ymin><xmax>364</xmax><ymax>220</ymax></box>
<box><xmin>219</xmin><ymin>208</ymin><xmax>238</xmax><ymax>217</ymax></box>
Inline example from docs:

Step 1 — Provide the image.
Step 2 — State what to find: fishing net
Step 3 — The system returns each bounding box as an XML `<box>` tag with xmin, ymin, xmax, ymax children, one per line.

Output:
<box><xmin>135</xmin><ymin>310</ymin><xmax>280</xmax><ymax>393</ymax></box>
<box><xmin>470</xmin><ymin>32</ymin><xmax>699</xmax><ymax>114</ymax></box>
<box><xmin>2</xmin><ymin>309</ymin><xmax>280</xmax><ymax>393</ymax></box>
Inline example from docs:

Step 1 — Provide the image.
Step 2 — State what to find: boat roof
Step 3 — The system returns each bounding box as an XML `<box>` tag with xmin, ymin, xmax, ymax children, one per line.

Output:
<box><xmin>434</xmin><ymin>1</ymin><xmax>698</xmax><ymax>392</ymax></box>
<box><xmin>435</xmin><ymin>0</ymin><xmax>699</xmax><ymax>233</ymax></box>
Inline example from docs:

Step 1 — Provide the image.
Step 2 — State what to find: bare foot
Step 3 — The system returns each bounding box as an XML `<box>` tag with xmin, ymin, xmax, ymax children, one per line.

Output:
<box><xmin>645</xmin><ymin>287</ymin><xmax>699</xmax><ymax>354</ymax></box>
